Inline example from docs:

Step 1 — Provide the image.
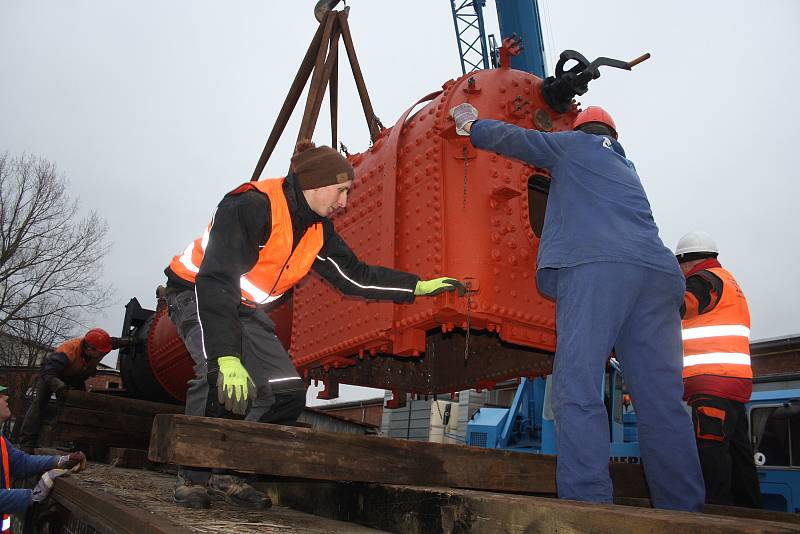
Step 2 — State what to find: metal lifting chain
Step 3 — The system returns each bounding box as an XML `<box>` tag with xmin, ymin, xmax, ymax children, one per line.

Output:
<box><xmin>251</xmin><ymin>5</ymin><xmax>381</xmax><ymax>181</ymax></box>
<box><xmin>462</xmin><ymin>145</ymin><xmax>469</xmax><ymax>209</ymax></box>
<box><xmin>461</xmin><ymin>143</ymin><xmax>471</xmax><ymax>361</ymax></box>
<box><xmin>464</xmin><ymin>291</ymin><xmax>472</xmax><ymax>362</ymax></box>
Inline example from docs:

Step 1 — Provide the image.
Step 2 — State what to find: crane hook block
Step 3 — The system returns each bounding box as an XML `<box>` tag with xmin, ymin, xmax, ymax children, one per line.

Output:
<box><xmin>314</xmin><ymin>0</ymin><xmax>342</xmax><ymax>22</ymax></box>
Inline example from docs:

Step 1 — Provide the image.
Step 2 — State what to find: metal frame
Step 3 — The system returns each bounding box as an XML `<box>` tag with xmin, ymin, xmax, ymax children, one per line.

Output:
<box><xmin>749</xmin><ymin>402</ymin><xmax>798</xmax><ymax>468</ymax></box>
<box><xmin>450</xmin><ymin>0</ymin><xmax>490</xmax><ymax>74</ymax></box>
<box><xmin>495</xmin><ymin>0</ymin><xmax>547</xmax><ymax>77</ymax></box>
<box><xmin>250</xmin><ymin>9</ymin><xmax>380</xmax><ymax>181</ymax></box>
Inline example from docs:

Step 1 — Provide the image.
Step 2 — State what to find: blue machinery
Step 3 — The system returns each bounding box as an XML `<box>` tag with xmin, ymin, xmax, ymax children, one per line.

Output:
<box><xmin>466</xmin><ymin>377</ymin><xmax>554</xmax><ymax>453</ymax></box>
<box><xmin>748</xmin><ymin>387</ymin><xmax>800</xmax><ymax>512</ymax></box>
<box><xmin>467</xmin><ymin>366</ymin><xmax>641</xmax><ymax>460</ymax></box>
<box><xmin>468</xmin><ymin>374</ymin><xmax>800</xmax><ymax>512</ymax></box>
<box><xmin>449</xmin><ymin>0</ymin><xmax>546</xmax><ymax>77</ymax></box>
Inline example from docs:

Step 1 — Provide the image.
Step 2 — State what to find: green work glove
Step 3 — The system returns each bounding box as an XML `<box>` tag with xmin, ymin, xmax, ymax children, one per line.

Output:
<box><xmin>216</xmin><ymin>356</ymin><xmax>256</xmax><ymax>416</ymax></box>
<box><xmin>414</xmin><ymin>277</ymin><xmax>467</xmax><ymax>297</ymax></box>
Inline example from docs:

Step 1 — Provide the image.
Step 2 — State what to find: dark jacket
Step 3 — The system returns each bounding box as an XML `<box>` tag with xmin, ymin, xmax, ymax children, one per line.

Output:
<box><xmin>165</xmin><ymin>173</ymin><xmax>419</xmax><ymax>361</ymax></box>
<box><xmin>40</xmin><ymin>338</ymin><xmax>99</xmax><ymax>390</ymax></box>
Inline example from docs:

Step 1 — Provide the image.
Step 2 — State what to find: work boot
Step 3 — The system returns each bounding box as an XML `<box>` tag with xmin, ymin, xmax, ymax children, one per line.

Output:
<box><xmin>174</xmin><ymin>474</ymin><xmax>212</xmax><ymax>509</ymax></box>
<box><xmin>206</xmin><ymin>474</ymin><xmax>271</xmax><ymax>509</ymax></box>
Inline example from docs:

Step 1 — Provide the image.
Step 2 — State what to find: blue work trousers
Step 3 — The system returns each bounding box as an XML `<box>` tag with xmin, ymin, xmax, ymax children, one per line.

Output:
<box><xmin>550</xmin><ymin>262</ymin><xmax>704</xmax><ymax>512</ymax></box>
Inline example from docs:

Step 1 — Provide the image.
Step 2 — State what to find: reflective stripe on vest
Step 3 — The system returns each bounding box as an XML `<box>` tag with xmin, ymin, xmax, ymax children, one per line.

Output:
<box><xmin>168</xmin><ymin>178</ymin><xmax>324</xmax><ymax>305</ymax></box>
<box><xmin>682</xmin><ymin>325</ymin><xmax>750</xmax><ymax>341</ymax></box>
<box><xmin>2</xmin><ymin>437</ymin><xmax>11</xmax><ymax>533</ymax></box>
<box><xmin>682</xmin><ymin>267</ymin><xmax>752</xmax><ymax>380</ymax></box>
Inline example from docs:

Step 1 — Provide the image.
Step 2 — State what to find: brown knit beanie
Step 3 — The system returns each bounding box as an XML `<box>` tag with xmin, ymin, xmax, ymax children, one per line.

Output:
<box><xmin>290</xmin><ymin>142</ymin><xmax>354</xmax><ymax>190</ymax></box>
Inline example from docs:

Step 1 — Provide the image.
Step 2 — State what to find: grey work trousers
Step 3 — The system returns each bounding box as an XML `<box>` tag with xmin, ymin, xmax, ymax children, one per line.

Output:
<box><xmin>17</xmin><ymin>379</ymin><xmax>53</xmax><ymax>452</ymax></box>
<box><xmin>167</xmin><ymin>289</ymin><xmax>307</xmax><ymax>483</ymax></box>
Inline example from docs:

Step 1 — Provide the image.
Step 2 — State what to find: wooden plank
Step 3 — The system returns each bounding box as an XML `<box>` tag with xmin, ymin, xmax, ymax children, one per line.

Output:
<box><xmin>258</xmin><ymin>480</ymin><xmax>800</xmax><ymax>534</ymax></box>
<box><xmin>57</xmin><ymin>407</ymin><xmax>154</xmax><ymax>434</ymax></box>
<box><xmin>107</xmin><ymin>448</ymin><xmax>153</xmax><ymax>470</ymax></box>
<box><xmin>149</xmin><ymin>414</ymin><xmax>648</xmax><ymax>497</ymax></box>
<box><xmin>56</xmin><ymin>423</ymin><xmax>149</xmax><ymax>450</ymax></box>
<box><xmin>63</xmin><ymin>390</ymin><xmax>183</xmax><ymax>417</ymax></box>
<box><xmin>616</xmin><ymin>496</ymin><xmax>800</xmax><ymax>525</ymax></box>
<box><xmin>51</xmin><ymin>476</ymin><xmax>193</xmax><ymax>534</ymax></box>
<box><xmin>48</xmin><ymin>465</ymin><xmax>385</xmax><ymax>533</ymax></box>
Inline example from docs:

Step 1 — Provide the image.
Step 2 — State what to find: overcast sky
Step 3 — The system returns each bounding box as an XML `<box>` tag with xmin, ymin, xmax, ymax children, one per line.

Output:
<box><xmin>1</xmin><ymin>1</ymin><xmax>798</xmax><ymax>406</ymax></box>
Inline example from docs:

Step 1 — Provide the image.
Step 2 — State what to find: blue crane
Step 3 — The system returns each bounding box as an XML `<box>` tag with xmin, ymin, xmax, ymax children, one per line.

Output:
<box><xmin>449</xmin><ymin>0</ymin><xmax>546</xmax><ymax>77</ymax></box>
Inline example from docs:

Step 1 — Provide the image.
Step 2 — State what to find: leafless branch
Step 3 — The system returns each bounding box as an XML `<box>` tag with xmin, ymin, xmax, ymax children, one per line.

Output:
<box><xmin>0</xmin><ymin>153</ymin><xmax>114</xmax><ymax>366</ymax></box>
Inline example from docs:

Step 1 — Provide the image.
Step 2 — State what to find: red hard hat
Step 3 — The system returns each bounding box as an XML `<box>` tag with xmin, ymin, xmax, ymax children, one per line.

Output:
<box><xmin>84</xmin><ymin>328</ymin><xmax>112</xmax><ymax>353</ymax></box>
<box><xmin>573</xmin><ymin>106</ymin><xmax>618</xmax><ymax>139</ymax></box>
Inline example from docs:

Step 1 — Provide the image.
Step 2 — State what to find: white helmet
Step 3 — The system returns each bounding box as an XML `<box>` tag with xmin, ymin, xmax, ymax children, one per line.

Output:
<box><xmin>675</xmin><ymin>231</ymin><xmax>718</xmax><ymax>256</ymax></box>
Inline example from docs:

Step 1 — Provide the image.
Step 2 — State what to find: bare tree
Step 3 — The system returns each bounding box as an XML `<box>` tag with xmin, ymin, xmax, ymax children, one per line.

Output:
<box><xmin>0</xmin><ymin>152</ymin><xmax>113</xmax><ymax>365</ymax></box>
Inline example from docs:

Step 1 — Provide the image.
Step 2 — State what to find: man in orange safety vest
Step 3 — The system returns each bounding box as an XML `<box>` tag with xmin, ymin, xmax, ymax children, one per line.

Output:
<box><xmin>677</xmin><ymin>231</ymin><xmax>761</xmax><ymax>508</ymax></box>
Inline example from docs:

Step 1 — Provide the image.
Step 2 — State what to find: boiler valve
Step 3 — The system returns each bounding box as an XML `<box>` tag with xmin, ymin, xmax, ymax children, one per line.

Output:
<box><xmin>542</xmin><ymin>49</ymin><xmax>651</xmax><ymax>113</ymax></box>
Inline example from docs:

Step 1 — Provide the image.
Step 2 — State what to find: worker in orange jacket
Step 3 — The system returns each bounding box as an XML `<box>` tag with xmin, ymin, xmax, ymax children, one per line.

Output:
<box><xmin>163</xmin><ymin>141</ymin><xmax>464</xmax><ymax>509</ymax></box>
<box><xmin>677</xmin><ymin>231</ymin><xmax>761</xmax><ymax>508</ymax></box>
<box><xmin>17</xmin><ymin>329</ymin><xmax>127</xmax><ymax>453</ymax></box>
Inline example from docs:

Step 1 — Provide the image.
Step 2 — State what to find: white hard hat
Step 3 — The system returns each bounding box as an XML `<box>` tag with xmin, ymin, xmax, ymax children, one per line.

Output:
<box><xmin>675</xmin><ymin>231</ymin><xmax>718</xmax><ymax>256</ymax></box>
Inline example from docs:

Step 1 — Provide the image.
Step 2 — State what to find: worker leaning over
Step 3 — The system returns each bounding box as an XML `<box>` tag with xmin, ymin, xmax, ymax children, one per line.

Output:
<box><xmin>449</xmin><ymin>104</ymin><xmax>704</xmax><ymax>511</ymax></box>
<box><xmin>676</xmin><ymin>231</ymin><xmax>761</xmax><ymax>508</ymax></box>
<box><xmin>164</xmin><ymin>141</ymin><xmax>464</xmax><ymax>509</ymax></box>
<box><xmin>17</xmin><ymin>328</ymin><xmax>128</xmax><ymax>454</ymax></box>
<box><xmin>0</xmin><ymin>385</ymin><xmax>87</xmax><ymax>526</ymax></box>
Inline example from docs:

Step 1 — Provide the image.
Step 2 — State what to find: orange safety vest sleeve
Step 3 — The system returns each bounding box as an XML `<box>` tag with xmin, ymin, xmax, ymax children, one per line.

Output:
<box><xmin>191</xmin><ymin>188</ymin><xmax>276</xmax><ymax>360</ymax></box>
<box><xmin>682</xmin><ymin>267</ymin><xmax>752</xmax><ymax>381</ymax></box>
<box><xmin>681</xmin><ymin>270</ymin><xmax>722</xmax><ymax>320</ymax></box>
<box><xmin>169</xmin><ymin>178</ymin><xmax>326</xmax><ymax>361</ymax></box>
<box><xmin>682</xmin><ymin>291</ymin><xmax>701</xmax><ymax>320</ymax></box>
<box><xmin>167</xmin><ymin>176</ymin><xmax>420</xmax><ymax>362</ymax></box>
<box><xmin>1</xmin><ymin>437</ymin><xmax>9</xmax><ymax>532</ymax></box>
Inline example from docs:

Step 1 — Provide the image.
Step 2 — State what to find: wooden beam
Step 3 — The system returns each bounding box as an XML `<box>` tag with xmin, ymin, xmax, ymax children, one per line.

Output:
<box><xmin>258</xmin><ymin>480</ymin><xmax>800</xmax><ymax>534</ymax></box>
<box><xmin>107</xmin><ymin>448</ymin><xmax>152</xmax><ymax>470</ymax></box>
<box><xmin>63</xmin><ymin>391</ymin><xmax>182</xmax><ymax>416</ymax></box>
<box><xmin>616</xmin><ymin>496</ymin><xmax>800</xmax><ymax>526</ymax></box>
<box><xmin>56</xmin><ymin>423</ymin><xmax>149</xmax><ymax>450</ymax></box>
<box><xmin>149</xmin><ymin>414</ymin><xmax>648</xmax><ymax>497</ymax></box>
<box><xmin>51</xmin><ymin>477</ymin><xmax>193</xmax><ymax>534</ymax></box>
<box><xmin>40</xmin><ymin>392</ymin><xmax>183</xmax><ymax>452</ymax></box>
<box><xmin>58</xmin><ymin>407</ymin><xmax>154</xmax><ymax>434</ymax></box>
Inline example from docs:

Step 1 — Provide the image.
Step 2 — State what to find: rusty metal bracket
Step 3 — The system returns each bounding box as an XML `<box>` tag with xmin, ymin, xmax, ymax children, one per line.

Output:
<box><xmin>251</xmin><ymin>7</ymin><xmax>381</xmax><ymax>181</ymax></box>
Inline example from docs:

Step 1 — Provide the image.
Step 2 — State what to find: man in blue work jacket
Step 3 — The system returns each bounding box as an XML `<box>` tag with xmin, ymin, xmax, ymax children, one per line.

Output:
<box><xmin>0</xmin><ymin>385</ymin><xmax>86</xmax><ymax>527</ymax></box>
<box><xmin>450</xmin><ymin>103</ymin><xmax>704</xmax><ymax>512</ymax></box>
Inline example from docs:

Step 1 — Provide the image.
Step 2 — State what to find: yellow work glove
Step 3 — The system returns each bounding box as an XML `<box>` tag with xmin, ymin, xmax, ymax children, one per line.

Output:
<box><xmin>216</xmin><ymin>356</ymin><xmax>256</xmax><ymax>415</ymax></box>
<box><xmin>414</xmin><ymin>277</ymin><xmax>467</xmax><ymax>297</ymax></box>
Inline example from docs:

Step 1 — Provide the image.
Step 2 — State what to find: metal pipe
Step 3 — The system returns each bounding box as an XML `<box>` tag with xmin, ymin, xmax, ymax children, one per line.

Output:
<box><xmin>627</xmin><ymin>53</ymin><xmax>651</xmax><ymax>69</ymax></box>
